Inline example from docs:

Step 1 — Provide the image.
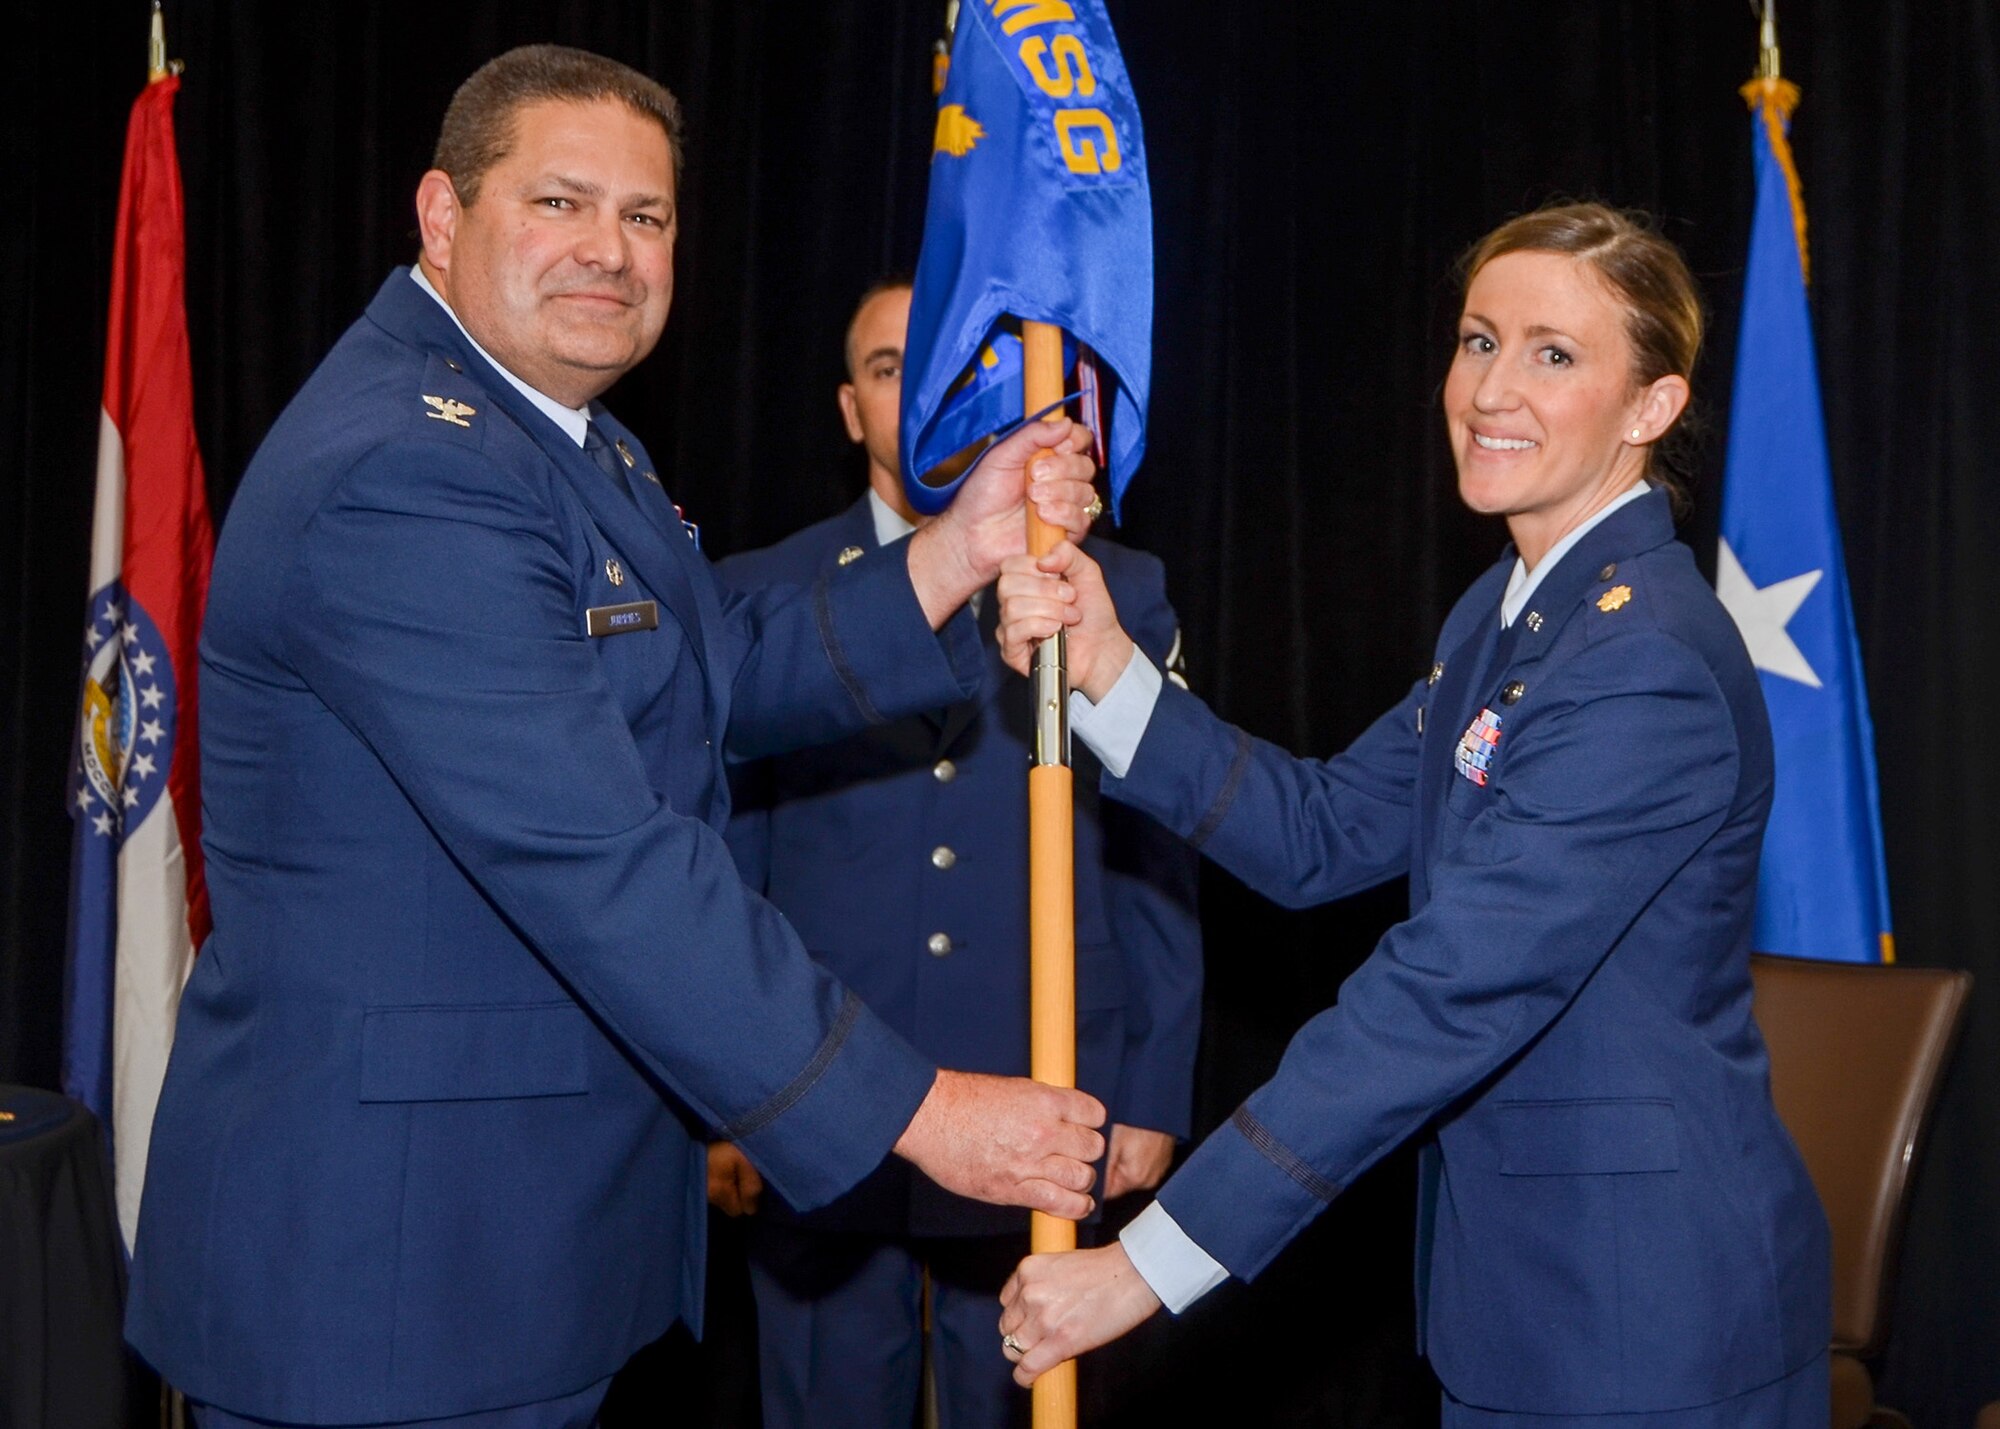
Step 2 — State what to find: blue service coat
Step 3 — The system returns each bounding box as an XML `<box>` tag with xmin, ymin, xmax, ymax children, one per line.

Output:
<box><xmin>125</xmin><ymin>271</ymin><xmax>988</xmax><ymax>1424</ymax></box>
<box><xmin>1111</xmin><ymin>490</ymin><xmax>1830</xmax><ymax>1416</ymax></box>
<box><xmin>717</xmin><ymin>498</ymin><xmax>1202</xmax><ymax>1237</ymax></box>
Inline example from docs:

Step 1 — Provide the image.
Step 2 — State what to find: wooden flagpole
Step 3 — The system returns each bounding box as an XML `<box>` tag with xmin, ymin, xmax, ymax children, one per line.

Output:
<box><xmin>932</xmin><ymin>11</ymin><xmax>1079</xmax><ymax>1420</ymax></box>
<box><xmin>1022</xmin><ymin>319</ymin><xmax>1078</xmax><ymax>1428</ymax></box>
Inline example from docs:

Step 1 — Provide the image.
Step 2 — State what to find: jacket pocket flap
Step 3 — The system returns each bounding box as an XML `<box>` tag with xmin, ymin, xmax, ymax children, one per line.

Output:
<box><xmin>360</xmin><ymin>1002</ymin><xmax>589</xmax><ymax>1102</ymax></box>
<box><xmin>1496</xmin><ymin>1098</ymin><xmax>1678</xmax><ymax>1175</ymax></box>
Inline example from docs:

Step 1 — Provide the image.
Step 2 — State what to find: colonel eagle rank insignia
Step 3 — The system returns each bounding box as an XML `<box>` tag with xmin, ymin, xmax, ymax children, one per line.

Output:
<box><xmin>423</xmin><ymin>395</ymin><xmax>477</xmax><ymax>428</ymax></box>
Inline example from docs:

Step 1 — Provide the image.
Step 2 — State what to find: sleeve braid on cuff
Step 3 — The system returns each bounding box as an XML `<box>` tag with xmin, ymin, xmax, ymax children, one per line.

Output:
<box><xmin>1230</xmin><ymin>1104</ymin><xmax>1339</xmax><ymax>1202</ymax></box>
<box><xmin>1188</xmin><ymin>727</ymin><xmax>1254</xmax><ymax>848</ymax></box>
<box><xmin>813</xmin><ymin>570</ymin><xmax>883</xmax><ymax>725</ymax></box>
<box><xmin>721</xmin><ymin>988</ymin><xmax>863</xmax><ymax>1139</ymax></box>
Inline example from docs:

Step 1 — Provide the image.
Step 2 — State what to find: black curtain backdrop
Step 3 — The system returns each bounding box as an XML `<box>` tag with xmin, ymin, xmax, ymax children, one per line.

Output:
<box><xmin>4</xmin><ymin>2</ymin><xmax>1996</xmax><ymax>1425</ymax></box>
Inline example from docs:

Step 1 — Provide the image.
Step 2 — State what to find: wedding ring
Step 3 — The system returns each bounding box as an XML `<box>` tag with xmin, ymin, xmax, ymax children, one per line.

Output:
<box><xmin>1085</xmin><ymin>495</ymin><xmax>1104</xmax><ymax>520</ymax></box>
<box><xmin>1002</xmin><ymin>1333</ymin><xmax>1025</xmax><ymax>1356</ymax></box>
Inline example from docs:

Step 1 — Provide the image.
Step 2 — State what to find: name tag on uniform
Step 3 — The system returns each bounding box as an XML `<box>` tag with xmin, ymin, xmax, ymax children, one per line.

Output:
<box><xmin>586</xmin><ymin>600</ymin><xmax>659</xmax><ymax>637</ymax></box>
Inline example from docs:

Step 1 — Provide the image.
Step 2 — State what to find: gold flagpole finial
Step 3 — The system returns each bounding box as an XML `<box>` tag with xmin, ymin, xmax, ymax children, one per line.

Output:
<box><xmin>1757</xmin><ymin>0</ymin><xmax>1781</xmax><ymax>81</ymax></box>
<box><xmin>148</xmin><ymin>2</ymin><xmax>184</xmax><ymax>83</ymax></box>
<box><xmin>1741</xmin><ymin>0</ymin><xmax>1808</xmax><ymax>283</ymax></box>
<box><xmin>149</xmin><ymin>2</ymin><xmax>167</xmax><ymax>81</ymax></box>
<box><xmin>933</xmin><ymin>1</ymin><xmax>960</xmax><ymax>97</ymax></box>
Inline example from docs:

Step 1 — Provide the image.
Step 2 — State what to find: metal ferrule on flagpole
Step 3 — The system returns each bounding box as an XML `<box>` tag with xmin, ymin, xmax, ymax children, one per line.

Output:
<box><xmin>1032</xmin><ymin>633</ymin><xmax>1069</xmax><ymax>768</ymax></box>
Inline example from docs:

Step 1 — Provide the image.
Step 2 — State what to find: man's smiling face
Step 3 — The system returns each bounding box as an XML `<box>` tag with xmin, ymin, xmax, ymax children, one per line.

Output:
<box><xmin>422</xmin><ymin>97</ymin><xmax>677</xmax><ymax>407</ymax></box>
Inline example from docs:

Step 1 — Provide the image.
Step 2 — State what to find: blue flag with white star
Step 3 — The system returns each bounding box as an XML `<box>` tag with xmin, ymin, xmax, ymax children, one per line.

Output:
<box><xmin>1717</xmin><ymin>80</ymin><xmax>1892</xmax><ymax>963</ymax></box>
<box><xmin>901</xmin><ymin>0</ymin><xmax>1151</xmax><ymax>517</ymax></box>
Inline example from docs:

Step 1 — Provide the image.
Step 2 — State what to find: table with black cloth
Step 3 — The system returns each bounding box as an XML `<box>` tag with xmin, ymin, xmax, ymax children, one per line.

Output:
<box><xmin>0</xmin><ymin>1085</ymin><xmax>132</xmax><ymax>1429</ymax></box>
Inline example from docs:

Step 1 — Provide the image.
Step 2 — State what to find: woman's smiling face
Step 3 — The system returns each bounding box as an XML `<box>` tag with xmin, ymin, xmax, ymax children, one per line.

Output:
<box><xmin>1445</xmin><ymin>249</ymin><xmax>1676</xmax><ymax>561</ymax></box>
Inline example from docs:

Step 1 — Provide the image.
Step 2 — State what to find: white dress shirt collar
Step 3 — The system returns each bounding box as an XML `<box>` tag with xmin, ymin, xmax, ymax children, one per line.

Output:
<box><xmin>867</xmin><ymin>487</ymin><xmax>917</xmax><ymax>548</ymax></box>
<box><xmin>408</xmin><ymin>265</ymin><xmax>591</xmax><ymax>448</ymax></box>
<box><xmin>1500</xmin><ymin>480</ymin><xmax>1651</xmax><ymax>629</ymax></box>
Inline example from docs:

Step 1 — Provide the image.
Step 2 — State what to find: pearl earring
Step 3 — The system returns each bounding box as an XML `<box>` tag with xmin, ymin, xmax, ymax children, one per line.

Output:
<box><xmin>1630</xmin><ymin>428</ymin><xmax>1642</xmax><ymax>441</ymax></box>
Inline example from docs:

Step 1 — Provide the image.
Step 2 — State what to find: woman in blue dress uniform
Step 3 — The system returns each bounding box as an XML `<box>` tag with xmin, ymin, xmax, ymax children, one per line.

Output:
<box><xmin>992</xmin><ymin>205</ymin><xmax>1831</xmax><ymax>1425</ymax></box>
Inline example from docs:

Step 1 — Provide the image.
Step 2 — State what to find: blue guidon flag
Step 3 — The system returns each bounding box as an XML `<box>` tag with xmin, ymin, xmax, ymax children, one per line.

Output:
<box><xmin>901</xmin><ymin>0</ymin><xmax>1153</xmax><ymax>518</ymax></box>
<box><xmin>1716</xmin><ymin>73</ymin><xmax>1893</xmax><ymax>963</ymax></box>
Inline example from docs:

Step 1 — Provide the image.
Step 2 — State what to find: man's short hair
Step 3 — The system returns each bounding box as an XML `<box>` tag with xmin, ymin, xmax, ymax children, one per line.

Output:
<box><xmin>434</xmin><ymin>44</ymin><xmax>684</xmax><ymax>206</ymax></box>
<box><xmin>845</xmin><ymin>273</ymin><xmax>915</xmax><ymax>377</ymax></box>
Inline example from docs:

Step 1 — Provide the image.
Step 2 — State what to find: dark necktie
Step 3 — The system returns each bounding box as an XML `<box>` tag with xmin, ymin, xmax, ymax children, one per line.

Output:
<box><xmin>583</xmin><ymin>423</ymin><xmax>641</xmax><ymax>510</ymax></box>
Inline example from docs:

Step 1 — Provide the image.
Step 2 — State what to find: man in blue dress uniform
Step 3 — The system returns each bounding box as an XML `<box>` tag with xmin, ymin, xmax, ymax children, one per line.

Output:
<box><xmin>123</xmin><ymin>47</ymin><xmax>1112</xmax><ymax>1429</ymax></box>
<box><xmin>703</xmin><ymin>280</ymin><xmax>1202</xmax><ymax>1429</ymax></box>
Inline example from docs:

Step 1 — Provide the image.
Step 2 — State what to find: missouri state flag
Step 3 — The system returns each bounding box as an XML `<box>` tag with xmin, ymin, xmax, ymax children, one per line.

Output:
<box><xmin>65</xmin><ymin>70</ymin><xmax>215</xmax><ymax>1248</ymax></box>
<box><xmin>902</xmin><ymin>0</ymin><xmax>1152</xmax><ymax>517</ymax></box>
<box><xmin>1716</xmin><ymin>76</ymin><xmax>1892</xmax><ymax>963</ymax></box>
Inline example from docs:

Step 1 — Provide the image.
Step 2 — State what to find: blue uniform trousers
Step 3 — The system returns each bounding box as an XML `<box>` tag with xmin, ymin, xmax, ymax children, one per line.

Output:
<box><xmin>193</xmin><ymin>1377</ymin><xmax>610</xmax><ymax>1429</ymax></box>
<box><xmin>747</xmin><ymin>1219</ymin><xmax>1025</xmax><ymax>1429</ymax></box>
<box><xmin>1441</xmin><ymin>1353</ymin><xmax>1829</xmax><ymax>1428</ymax></box>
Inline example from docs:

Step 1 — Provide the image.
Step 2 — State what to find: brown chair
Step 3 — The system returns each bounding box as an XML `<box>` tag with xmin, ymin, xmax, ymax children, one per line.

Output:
<box><xmin>1749</xmin><ymin>953</ymin><xmax>1972</xmax><ymax>1429</ymax></box>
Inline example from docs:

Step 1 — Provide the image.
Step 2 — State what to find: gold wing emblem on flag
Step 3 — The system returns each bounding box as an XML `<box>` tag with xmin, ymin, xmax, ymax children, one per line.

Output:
<box><xmin>934</xmin><ymin>104</ymin><xmax>986</xmax><ymax>159</ymax></box>
<box><xmin>423</xmin><ymin>395</ymin><xmax>477</xmax><ymax>428</ymax></box>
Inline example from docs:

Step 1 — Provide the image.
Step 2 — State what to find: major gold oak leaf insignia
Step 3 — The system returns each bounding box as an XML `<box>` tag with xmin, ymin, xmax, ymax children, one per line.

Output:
<box><xmin>1597</xmin><ymin>585</ymin><xmax>1633</xmax><ymax>613</ymax></box>
<box><xmin>934</xmin><ymin>104</ymin><xmax>985</xmax><ymax>159</ymax></box>
<box><xmin>423</xmin><ymin>395</ymin><xmax>477</xmax><ymax>428</ymax></box>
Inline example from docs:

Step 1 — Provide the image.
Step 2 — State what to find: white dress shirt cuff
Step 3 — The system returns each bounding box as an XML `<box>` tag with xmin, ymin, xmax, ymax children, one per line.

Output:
<box><xmin>1119</xmin><ymin>1200</ymin><xmax>1229</xmax><ymax>1314</ymax></box>
<box><xmin>1065</xmin><ymin>647</ymin><xmax>1163</xmax><ymax>780</ymax></box>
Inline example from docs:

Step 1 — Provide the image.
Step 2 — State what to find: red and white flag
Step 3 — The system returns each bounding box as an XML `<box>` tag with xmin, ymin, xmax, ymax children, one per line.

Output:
<box><xmin>64</xmin><ymin>69</ymin><xmax>214</xmax><ymax>1251</ymax></box>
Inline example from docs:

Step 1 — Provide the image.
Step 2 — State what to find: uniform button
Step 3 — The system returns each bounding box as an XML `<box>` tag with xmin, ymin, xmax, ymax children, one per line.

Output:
<box><xmin>933</xmin><ymin>759</ymin><xmax>958</xmax><ymax>783</ymax></box>
<box><xmin>927</xmin><ymin>932</ymin><xmax>953</xmax><ymax>957</ymax></box>
<box><xmin>931</xmin><ymin>845</ymin><xmax>957</xmax><ymax>871</ymax></box>
<box><xmin>443</xmin><ymin>357</ymin><xmax>463</xmax><ymax>373</ymax></box>
<box><xmin>1501</xmin><ymin>680</ymin><xmax>1527</xmax><ymax>705</ymax></box>
<box><xmin>1598</xmin><ymin>563</ymin><xmax>1618</xmax><ymax>581</ymax></box>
